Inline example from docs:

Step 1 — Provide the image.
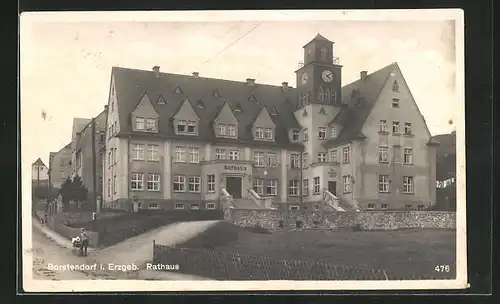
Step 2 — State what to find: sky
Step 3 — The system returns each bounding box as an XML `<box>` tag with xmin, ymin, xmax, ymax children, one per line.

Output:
<box><xmin>21</xmin><ymin>11</ymin><xmax>462</xmax><ymax>166</ymax></box>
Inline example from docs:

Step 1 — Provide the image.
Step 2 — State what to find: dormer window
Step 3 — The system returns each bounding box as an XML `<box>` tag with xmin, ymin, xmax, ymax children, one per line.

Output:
<box><xmin>187</xmin><ymin>121</ymin><xmax>196</xmax><ymax>133</ymax></box>
<box><xmin>228</xmin><ymin>124</ymin><xmax>236</xmax><ymax>137</ymax></box>
<box><xmin>392</xmin><ymin>80</ymin><xmax>399</xmax><ymax>92</ymax></box>
<box><xmin>330</xmin><ymin>126</ymin><xmax>337</xmax><ymax>139</ymax></box>
<box><xmin>177</xmin><ymin>120</ymin><xmax>186</xmax><ymax>133</ymax></box>
<box><xmin>136</xmin><ymin>117</ymin><xmax>145</xmax><ymax>130</ymax></box>
<box><xmin>255</xmin><ymin>127</ymin><xmax>264</xmax><ymax>139</ymax></box>
<box><xmin>292</xmin><ymin>129</ymin><xmax>300</xmax><ymax>141</ymax></box>
<box><xmin>264</xmin><ymin>128</ymin><xmax>273</xmax><ymax>140</ymax></box>
<box><xmin>303</xmin><ymin>128</ymin><xmax>309</xmax><ymax>141</ymax></box>
<box><xmin>218</xmin><ymin>124</ymin><xmax>226</xmax><ymax>136</ymax></box>
<box><xmin>145</xmin><ymin>118</ymin><xmax>156</xmax><ymax>131</ymax></box>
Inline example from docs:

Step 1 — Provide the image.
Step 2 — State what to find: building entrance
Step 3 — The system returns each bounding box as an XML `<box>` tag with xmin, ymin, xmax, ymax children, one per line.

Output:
<box><xmin>226</xmin><ymin>177</ymin><xmax>242</xmax><ymax>199</ymax></box>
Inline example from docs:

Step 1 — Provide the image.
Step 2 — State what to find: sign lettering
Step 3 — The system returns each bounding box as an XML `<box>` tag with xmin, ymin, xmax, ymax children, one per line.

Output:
<box><xmin>224</xmin><ymin>165</ymin><xmax>247</xmax><ymax>172</ymax></box>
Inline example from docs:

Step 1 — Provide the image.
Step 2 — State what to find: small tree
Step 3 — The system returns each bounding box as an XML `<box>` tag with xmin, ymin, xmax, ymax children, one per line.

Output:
<box><xmin>58</xmin><ymin>175</ymin><xmax>88</xmax><ymax>211</ymax></box>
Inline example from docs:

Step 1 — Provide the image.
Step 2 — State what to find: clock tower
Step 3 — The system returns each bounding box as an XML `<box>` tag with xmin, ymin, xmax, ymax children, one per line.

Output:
<box><xmin>295</xmin><ymin>34</ymin><xmax>343</xmax><ymax>107</ymax></box>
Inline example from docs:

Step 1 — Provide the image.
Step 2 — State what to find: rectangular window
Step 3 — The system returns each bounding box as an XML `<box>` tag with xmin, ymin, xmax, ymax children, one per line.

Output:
<box><xmin>404</xmin><ymin>148</ymin><xmax>413</xmax><ymax>164</ymax></box>
<box><xmin>343</xmin><ymin>175</ymin><xmax>351</xmax><ymax>193</ymax></box>
<box><xmin>381</xmin><ymin>204</ymin><xmax>389</xmax><ymax>209</ymax></box>
<box><xmin>330</xmin><ymin>149</ymin><xmax>338</xmax><ymax>162</ymax></box>
<box><xmin>147</xmin><ymin>173</ymin><xmax>160</xmax><ymax>191</ymax></box>
<box><xmin>132</xmin><ymin>144</ymin><xmax>145</xmax><ymax>160</ymax></box>
<box><xmin>367</xmin><ymin>204</ymin><xmax>375</xmax><ymax>209</ymax></box>
<box><xmin>136</xmin><ymin>117</ymin><xmax>145</xmax><ymax>130</ymax></box>
<box><xmin>174</xmin><ymin>146</ymin><xmax>186</xmax><ymax>162</ymax></box>
<box><xmin>255</xmin><ymin>127</ymin><xmax>264</xmax><ymax>139</ymax></box>
<box><xmin>403</xmin><ymin>176</ymin><xmax>414</xmax><ymax>193</ymax></box>
<box><xmin>207</xmin><ymin>174</ymin><xmax>215</xmax><ymax>192</ymax></box>
<box><xmin>253</xmin><ymin>178</ymin><xmax>264</xmax><ymax>195</ymax></box>
<box><xmin>392</xmin><ymin>121</ymin><xmax>400</xmax><ymax>134</ymax></box>
<box><xmin>378</xmin><ymin>174</ymin><xmax>389</xmax><ymax>193</ymax></box>
<box><xmin>288</xmin><ymin>180</ymin><xmax>299</xmax><ymax>196</ymax></box>
<box><xmin>404</xmin><ymin>122</ymin><xmax>412</xmax><ymax>135</ymax></box>
<box><xmin>229</xmin><ymin>150</ymin><xmax>239</xmax><ymax>160</ymax></box>
<box><xmin>313</xmin><ymin>177</ymin><xmax>320</xmax><ymax>194</ymax></box>
<box><xmin>290</xmin><ymin>206</ymin><xmax>299</xmax><ymax>211</ymax></box>
<box><xmin>343</xmin><ymin>147</ymin><xmax>351</xmax><ymax>163</ymax></box>
<box><xmin>378</xmin><ymin>145</ymin><xmax>389</xmax><ymax>163</ymax></box>
<box><xmin>418</xmin><ymin>205</ymin><xmax>425</xmax><ymax>210</ymax></box>
<box><xmin>392</xmin><ymin>98</ymin><xmax>400</xmax><ymax>108</ymax></box>
<box><xmin>330</xmin><ymin>126</ymin><xmax>337</xmax><ymax>139</ymax></box>
<box><xmin>206</xmin><ymin>203</ymin><xmax>216</xmax><ymax>210</ymax></box>
<box><xmin>131</xmin><ymin>173</ymin><xmax>144</xmax><ymax>191</ymax></box>
<box><xmin>318</xmin><ymin>127</ymin><xmax>326</xmax><ymax>140</ymax></box>
<box><xmin>190</xmin><ymin>204</ymin><xmax>200</xmax><ymax>210</ymax></box>
<box><xmin>148</xmin><ymin>203</ymin><xmax>159</xmax><ymax>209</ymax></box>
<box><xmin>292</xmin><ymin>129</ymin><xmax>300</xmax><ymax>141</ymax></box>
<box><xmin>218</xmin><ymin>124</ymin><xmax>226</xmax><ymax>136</ymax></box>
<box><xmin>265</xmin><ymin>179</ymin><xmax>278</xmax><ymax>196</ymax></box>
<box><xmin>108</xmin><ymin>151</ymin><xmax>111</xmax><ymax>168</ymax></box>
<box><xmin>228</xmin><ymin>124</ymin><xmax>236</xmax><ymax>137</ymax></box>
<box><xmin>302</xmin><ymin>153</ymin><xmax>309</xmax><ymax>167</ymax></box>
<box><xmin>113</xmin><ymin>148</ymin><xmax>117</xmax><ymax>165</ymax></box>
<box><xmin>146</xmin><ymin>118</ymin><xmax>156</xmax><ymax>131</ymax></box>
<box><xmin>317</xmin><ymin>152</ymin><xmax>326</xmax><ymax>162</ymax></box>
<box><xmin>188</xmin><ymin>176</ymin><xmax>201</xmax><ymax>193</ymax></box>
<box><xmin>215</xmin><ymin>149</ymin><xmax>226</xmax><ymax>160</ymax></box>
<box><xmin>254</xmin><ymin>152</ymin><xmax>265</xmax><ymax>167</ymax></box>
<box><xmin>188</xmin><ymin>147</ymin><xmax>200</xmax><ymax>163</ymax></box>
<box><xmin>187</xmin><ymin>121</ymin><xmax>196</xmax><ymax>133</ymax></box>
<box><xmin>177</xmin><ymin>120</ymin><xmax>186</xmax><ymax>133</ymax></box>
<box><xmin>290</xmin><ymin>153</ymin><xmax>300</xmax><ymax>168</ymax></box>
<box><xmin>303</xmin><ymin>128</ymin><xmax>308</xmax><ymax>141</ymax></box>
<box><xmin>173</xmin><ymin>175</ymin><xmax>185</xmax><ymax>192</ymax></box>
<box><xmin>107</xmin><ymin>178</ymin><xmax>111</xmax><ymax>197</ymax></box>
<box><xmin>113</xmin><ymin>175</ymin><xmax>116</xmax><ymax>194</ymax></box>
<box><xmin>264</xmin><ymin>128</ymin><xmax>273</xmax><ymax>140</ymax></box>
<box><xmin>174</xmin><ymin>203</ymin><xmax>184</xmax><ymax>210</ymax></box>
<box><xmin>379</xmin><ymin>120</ymin><xmax>387</xmax><ymax>132</ymax></box>
<box><xmin>303</xmin><ymin>179</ymin><xmax>309</xmax><ymax>196</ymax></box>
<box><xmin>267</xmin><ymin>153</ymin><xmax>277</xmax><ymax>167</ymax></box>
<box><xmin>147</xmin><ymin>144</ymin><xmax>159</xmax><ymax>161</ymax></box>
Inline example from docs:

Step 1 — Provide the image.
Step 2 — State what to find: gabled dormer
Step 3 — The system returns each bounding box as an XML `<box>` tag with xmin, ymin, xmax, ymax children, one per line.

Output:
<box><xmin>172</xmin><ymin>98</ymin><xmax>200</xmax><ymax>136</ymax></box>
<box><xmin>252</xmin><ymin>106</ymin><xmax>276</xmax><ymax>141</ymax></box>
<box><xmin>213</xmin><ymin>102</ymin><xmax>239</xmax><ymax>139</ymax></box>
<box><xmin>289</xmin><ymin>128</ymin><xmax>301</xmax><ymax>143</ymax></box>
<box><xmin>131</xmin><ymin>93</ymin><xmax>160</xmax><ymax>133</ymax></box>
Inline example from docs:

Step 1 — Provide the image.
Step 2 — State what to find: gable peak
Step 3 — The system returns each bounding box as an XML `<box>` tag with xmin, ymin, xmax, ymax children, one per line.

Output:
<box><xmin>156</xmin><ymin>95</ymin><xmax>167</xmax><ymax>105</ymax></box>
<box><xmin>173</xmin><ymin>85</ymin><xmax>183</xmax><ymax>94</ymax></box>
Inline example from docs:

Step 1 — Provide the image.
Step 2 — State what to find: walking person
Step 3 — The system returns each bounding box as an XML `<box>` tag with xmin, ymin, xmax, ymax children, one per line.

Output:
<box><xmin>79</xmin><ymin>228</ymin><xmax>90</xmax><ymax>257</ymax></box>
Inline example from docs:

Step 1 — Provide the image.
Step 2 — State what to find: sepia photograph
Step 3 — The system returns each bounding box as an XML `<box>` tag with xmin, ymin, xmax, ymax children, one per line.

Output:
<box><xmin>21</xmin><ymin>9</ymin><xmax>467</xmax><ymax>291</ymax></box>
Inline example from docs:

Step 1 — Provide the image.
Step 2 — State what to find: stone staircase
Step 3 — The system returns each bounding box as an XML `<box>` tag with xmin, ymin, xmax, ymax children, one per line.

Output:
<box><xmin>322</xmin><ymin>189</ymin><xmax>360</xmax><ymax>212</ymax></box>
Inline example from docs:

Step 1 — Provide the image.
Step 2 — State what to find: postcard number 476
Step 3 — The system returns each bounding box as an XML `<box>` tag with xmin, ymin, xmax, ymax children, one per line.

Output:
<box><xmin>434</xmin><ymin>265</ymin><xmax>451</xmax><ymax>272</ymax></box>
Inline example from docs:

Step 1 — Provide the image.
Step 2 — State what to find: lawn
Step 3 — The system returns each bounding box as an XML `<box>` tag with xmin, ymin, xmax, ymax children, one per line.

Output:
<box><xmin>178</xmin><ymin>222</ymin><xmax>456</xmax><ymax>280</ymax></box>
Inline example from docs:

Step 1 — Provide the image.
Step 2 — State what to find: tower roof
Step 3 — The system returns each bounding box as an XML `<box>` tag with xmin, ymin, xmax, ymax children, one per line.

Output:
<box><xmin>303</xmin><ymin>33</ymin><xmax>333</xmax><ymax>48</ymax></box>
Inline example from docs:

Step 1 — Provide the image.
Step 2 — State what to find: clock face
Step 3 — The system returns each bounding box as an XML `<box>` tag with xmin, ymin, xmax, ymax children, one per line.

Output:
<box><xmin>322</xmin><ymin>70</ymin><xmax>334</xmax><ymax>83</ymax></box>
<box><xmin>301</xmin><ymin>72</ymin><xmax>309</xmax><ymax>84</ymax></box>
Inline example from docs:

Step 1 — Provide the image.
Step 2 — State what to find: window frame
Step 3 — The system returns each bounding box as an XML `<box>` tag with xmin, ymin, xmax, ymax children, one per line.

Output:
<box><xmin>318</xmin><ymin>127</ymin><xmax>327</xmax><ymax>140</ymax></box>
<box><xmin>403</xmin><ymin>176</ymin><xmax>414</xmax><ymax>194</ymax></box>
<box><xmin>404</xmin><ymin>148</ymin><xmax>413</xmax><ymax>164</ymax></box>
<box><xmin>132</xmin><ymin>143</ymin><xmax>145</xmax><ymax>161</ymax></box>
<box><xmin>173</xmin><ymin>175</ymin><xmax>186</xmax><ymax>192</ymax></box>
<box><xmin>343</xmin><ymin>175</ymin><xmax>351</xmax><ymax>193</ymax></box>
<box><xmin>207</xmin><ymin>174</ymin><xmax>216</xmax><ymax>193</ymax></box>
<box><xmin>188</xmin><ymin>147</ymin><xmax>200</xmax><ymax>163</ymax></box>
<box><xmin>288</xmin><ymin>180</ymin><xmax>299</xmax><ymax>196</ymax></box>
<box><xmin>378</xmin><ymin>174</ymin><xmax>389</xmax><ymax>193</ymax></box>
<box><xmin>378</xmin><ymin>145</ymin><xmax>389</xmax><ymax>163</ymax></box>
<box><xmin>342</xmin><ymin>147</ymin><xmax>351</xmax><ymax>164</ymax></box>
<box><xmin>253</xmin><ymin>178</ymin><xmax>264</xmax><ymax>195</ymax></box>
<box><xmin>313</xmin><ymin>177</ymin><xmax>320</xmax><ymax>194</ymax></box>
<box><xmin>147</xmin><ymin>144</ymin><xmax>159</xmax><ymax>161</ymax></box>
<box><xmin>188</xmin><ymin>176</ymin><xmax>201</xmax><ymax>193</ymax></box>
<box><xmin>147</xmin><ymin>173</ymin><xmax>161</xmax><ymax>192</ymax></box>
<box><xmin>130</xmin><ymin>172</ymin><xmax>144</xmax><ymax>191</ymax></box>
<box><xmin>265</xmin><ymin>179</ymin><xmax>278</xmax><ymax>196</ymax></box>
<box><xmin>135</xmin><ymin>117</ymin><xmax>146</xmax><ymax>130</ymax></box>
<box><xmin>174</xmin><ymin>146</ymin><xmax>186</xmax><ymax>162</ymax></box>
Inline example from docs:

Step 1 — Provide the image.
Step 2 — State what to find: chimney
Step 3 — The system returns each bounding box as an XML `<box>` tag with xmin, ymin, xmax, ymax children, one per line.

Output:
<box><xmin>246</xmin><ymin>78</ymin><xmax>256</xmax><ymax>86</ymax></box>
<box><xmin>282</xmin><ymin>82</ymin><xmax>288</xmax><ymax>90</ymax></box>
<box><xmin>360</xmin><ymin>71</ymin><xmax>368</xmax><ymax>80</ymax></box>
<box><xmin>192</xmin><ymin>72</ymin><xmax>199</xmax><ymax>77</ymax></box>
<box><xmin>152</xmin><ymin>66</ymin><xmax>160</xmax><ymax>77</ymax></box>
<box><xmin>104</xmin><ymin>105</ymin><xmax>108</xmax><ymax>112</ymax></box>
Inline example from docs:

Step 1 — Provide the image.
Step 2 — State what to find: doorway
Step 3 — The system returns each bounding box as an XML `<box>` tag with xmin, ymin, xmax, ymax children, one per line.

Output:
<box><xmin>226</xmin><ymin>177</ymin><xmax>242</xmax><ymax>199</ymax></box>
<box><xmin>328</xmin><ymin>181</ymin><xmax>337</xmax><ymax>196</ymax></box>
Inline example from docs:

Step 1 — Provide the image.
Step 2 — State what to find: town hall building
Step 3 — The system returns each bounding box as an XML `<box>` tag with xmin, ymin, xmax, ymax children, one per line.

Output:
<box><xmin>102</xmin><ymin>34</ymin><xmax>438</xmax><ymax>212</ymax></box>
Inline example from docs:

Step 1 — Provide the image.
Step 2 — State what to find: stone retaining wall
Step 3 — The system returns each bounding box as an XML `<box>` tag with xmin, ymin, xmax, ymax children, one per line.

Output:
<box><xmin>226</xmin><ymin>209</ymin><xmax>455</xmax><ymax>230</ymax></box>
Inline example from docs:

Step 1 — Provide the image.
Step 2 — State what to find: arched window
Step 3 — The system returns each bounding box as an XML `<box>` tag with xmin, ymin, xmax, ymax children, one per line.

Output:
<box><xmin>320</xmin><ymin>47</ymin><xmax>328</xmax><ymax>61</ymax></box>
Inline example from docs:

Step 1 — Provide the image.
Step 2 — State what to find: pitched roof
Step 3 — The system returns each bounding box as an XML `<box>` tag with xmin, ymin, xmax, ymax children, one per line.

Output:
<box><xmin>75</xmin><ymin>110</ymin><xmax>107</xmax><ymax>152</ymax></box>
<box><xmin>303</xmin><ymin>33</ymin><xmax>333</xmax><ymax>47</ymax></box>
<box><xmin>32</xmin><ymin>158</ymin><xmax>46</xmax><ymax>167</ymax></box>
<box><xmin>112</xmin><ymin>67</ymin><xmax>303</xmax><ymax>149</ymax></box>
<box><xmin>323</xmin><ymin>63</ymin><xmax>398</xmax><ymax>147</ymax></box>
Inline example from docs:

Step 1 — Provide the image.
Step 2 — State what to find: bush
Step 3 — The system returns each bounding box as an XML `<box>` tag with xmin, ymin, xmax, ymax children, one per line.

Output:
<box><xmin>278</xmin><ymin>220</ymin><xmax>284</xmax><ymax>228</ymax></box>
<box><xmin>244</xmin><ymin>223</ymin><xmax>272</xmax><ymax>234</ymax></box>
